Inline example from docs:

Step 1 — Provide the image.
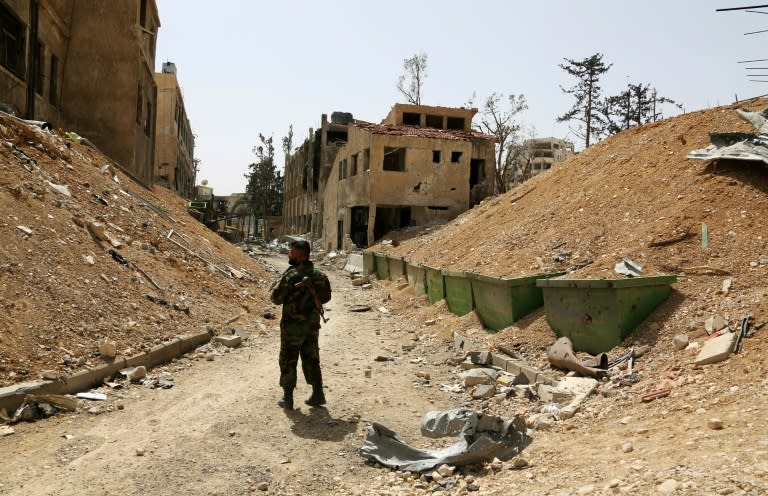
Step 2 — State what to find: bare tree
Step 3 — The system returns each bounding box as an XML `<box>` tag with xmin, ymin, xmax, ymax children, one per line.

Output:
<box><xmin>397</xmin><ymin>52</ymin><xmax>428</xmax><ymax>105</ymax></box>
<box><xmin>477</xmin><ymin>92</ymin><xmax>528</xmax><ymax>194</ymax></box>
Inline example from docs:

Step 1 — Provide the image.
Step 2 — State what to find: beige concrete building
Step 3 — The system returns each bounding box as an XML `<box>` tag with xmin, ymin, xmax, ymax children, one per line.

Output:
<box><xmin>283</xmin><ymin>112</ymin><xmax>351</xmax><ymax>237</ymax></box>
<box><xmin>0</xmin><ymin>0</ymin><xmax>160</xmax><ymax>188</ymax></box>
<box><xmin>321</xmin><ymin>104</ymin><xmax>496</xmax><ymax>250</ymax></box>
<box><xmin>515</xmin><ymin>137</ymin><xmax>575</xmax><ymax>184</ymax></box>
<box><xmin>154</xmin><ymin>62</ymin><xmax>195</xmax><ymax>198</ymax></box>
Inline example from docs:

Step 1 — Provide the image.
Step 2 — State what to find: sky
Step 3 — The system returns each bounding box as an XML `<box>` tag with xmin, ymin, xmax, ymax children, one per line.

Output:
<box><xmin>154</xmin><ymin>1</ymin><xmax>767</xmax><ymax>196</ymax></box>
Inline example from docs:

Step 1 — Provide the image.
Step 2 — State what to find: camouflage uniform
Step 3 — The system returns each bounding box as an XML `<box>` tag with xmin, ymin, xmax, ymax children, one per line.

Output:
<box><xmin>270</xmin><ymin>261</ymin><xmax>331</xmax><ymax>391</ymax></box>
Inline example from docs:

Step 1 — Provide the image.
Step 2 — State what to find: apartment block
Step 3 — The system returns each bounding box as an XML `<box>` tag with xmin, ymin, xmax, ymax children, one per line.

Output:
<box><xmin>0</xmin><ymin>0</ymin><xmax>160</xmax><ymax>188</ymax></box>
<box><xmin>154</xmin><ymin>61</ymin><xmax>195</xmax><ymax>198</ymax></box>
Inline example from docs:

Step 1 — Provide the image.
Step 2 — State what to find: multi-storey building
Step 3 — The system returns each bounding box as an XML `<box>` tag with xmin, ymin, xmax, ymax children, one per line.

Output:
<box><xmin>154</xmin><ymin>61</ymin><xmax>195</xmax><ymax>198</ymax></box>
<box><xmin>283</xmin><ymin>103</ymin><xmax>496</xmax><ymax>251</ymax></box>
<box><xmin>514</xmin><ymin>137</ymin><xmax>575</xmax><ymax>185</ymax></box>
<box><xmin>0</xmin><ymin>0</ymin><xmax>160</xmax><ymax>188</ymax></box>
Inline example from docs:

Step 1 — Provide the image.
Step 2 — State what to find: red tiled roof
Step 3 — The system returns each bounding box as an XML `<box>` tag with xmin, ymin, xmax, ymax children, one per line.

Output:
<box><xmin>352</xmin><ymin>121</ymin><xmax>496</xmax><ymax>142</ymax></box>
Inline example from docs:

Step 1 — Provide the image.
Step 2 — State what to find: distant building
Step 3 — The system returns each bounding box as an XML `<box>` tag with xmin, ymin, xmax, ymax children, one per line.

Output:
<box><xmin>0</xmin><ymin>0</ymin><xmax>160</xmax><ymax>188</ymax></box>
<box><xmin>154</xmin><ymin>61</ymin><xmax>195</xmax><ymax>198</ymax></box>
<box><xmin>512</xmin><ymin>137</ymin><xmax>574</xmax><ymax>186</ymax></box>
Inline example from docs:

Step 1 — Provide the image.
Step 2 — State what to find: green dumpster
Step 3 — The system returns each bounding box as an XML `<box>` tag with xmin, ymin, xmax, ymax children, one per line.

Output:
<box><xmin>470</xmin><ymin>272</ymin><xmax>564</xmax><ymax>331</ymax></box>
<box><xmin>373</xmin><ymin>252</ymin><xmax>390</xmax><ymax>281</ymax></box>
<box><xmin>536</xmin><ymin>275</ymin><xmax>677</xmax><ymax>354</ymax></box>
<box><xmin>442</xmin><ymin>270</ymin><xmax>474</xmax><ymax>317</ymax></box>
<box><xmin>362</xmin><ymin>250</ymin><xmax>375</xmax><ymax>276</ymax></box>
<box><xmin>425</xmin><ymin>265</ymin><xmax>445</xmax><ymax>304</ymax></box>
<box><xmin>388</xmin><ymin>255</ymin><xmax>407</xmax><ymax>282</ymax></box>
<box><xmin>406</xmin><ymin>262</ymin><xmax>427</xmax><ymax>296</ymax></box>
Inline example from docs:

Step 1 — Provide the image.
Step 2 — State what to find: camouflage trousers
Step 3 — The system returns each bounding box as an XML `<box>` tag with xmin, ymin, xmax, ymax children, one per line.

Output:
<box><xmin>278</xmin><ymin>320</ymin><xmax>322</xmax><ymax>390</ymax></box>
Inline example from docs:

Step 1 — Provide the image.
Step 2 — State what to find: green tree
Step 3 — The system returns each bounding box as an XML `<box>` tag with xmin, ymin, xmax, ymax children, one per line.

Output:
<box><xmin>245</xmin><ymin>134</ymin><xmax>283</xmax><ymax>218</ymax></box>
<box><xmin>604</xmin><ymin>83</ymin><xmax>683</xmax><ymax>135</ymax></box>
<box><xmin>397</xmin><ymin>52</ymin><xmax>428</xmax><ymax>105</ymax></box>
<box><xmin>477</xmin><ymin>92</ymin><xmax>528</xmax><ymax>193</ymax></box>
<box><xmin>557</xmin><ymin>53</ymin><xmax>612</xmax><ymax>147</ymax></box>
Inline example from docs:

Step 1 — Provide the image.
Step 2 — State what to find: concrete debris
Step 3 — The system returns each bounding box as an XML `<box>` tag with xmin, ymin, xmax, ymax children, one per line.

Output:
<box><xmin>41</xmin><ymin>370</ymin><xmax>60</xmax><ymax>380</ymax></box>
<box><xmin>707</xmin><ymin>418</ymin><xmax>724</xmax><ymax>430</ymax></box>
<box><xmin>694</xmin><ymin>332</ymin><xmax>737</xmax><ymax>365</ymax></box>
<box><xmin>705</xmin><ymin>315</ymin><xmax>728</xmax><ymax>335</ymax></box>
<box><xmin>672</xmin><ymin>334</ymin><xmax>689</xmax><ymax>351</ymax></box>
<box><xmin>721</xmin><ymin>278</ymin><xmax>732</xmax><ymax>294</ymax></box>
<box><xmin>16</xmin><ymin>225</ymin><xmax>33</xmax><ymax>235</ymax></box>
<box><xmin>469</xmin><ymin>351</ymin><xmax>493</xmax><ymax>366</ymax></box>
<box><xmin>471</xmin><ymin>384</ymin><xmax>496</xmax><ymax>399</ymax></box>
<box><xmin>547</xmin><ymin>337</ymin><xmax>607</xmax><ymax>378</ymax></box>
<box><xmin>120</xmin><ymin>365</ymin><xmax>147</xmax><ymax>382</ymax></box>
<box><xmin>76</xmin><ymin>391</ymin><xmax>107</xmax><ymax>401</ymax></box>
<box><xmin>214</xmin><ymin>335</ymin><xmax>242</xmax><ymax>348</ymax></box>
<box><xmin>461</xmin><ymin>368</ymin><xmax>498</xmax><ymax>387</ymax></box>
<box><xmin>349</xmin><ymin>305</ymin><xmax>371</xmax><ymax>312</ymax></box>
<box><xmin>688</xmin><ymin>108</ymin><xmax>768</xmax><ymax>164</ymax></box>
<box><xmin>614</xmin><ymin>257</ymin><xmax>643</xmax><ymax>277</ymax></box>
<box><xmin>98</xmin><ymin>341</ymin><xmax>117</xmax><ymax>359</ymax></box>
<box><xmin>0</xmin><ymin>425</ymin><xmax>15</xmax><ymax>436</ymax></box>
<box><xmin>46</xmin><ymin>181</ymin><xmax>71</xmax><ymax>197</ymax></box>
<box><xmin>360</xmin><ymin>408</ymin><xmax>531</xmax><ymax>472</ymax></box>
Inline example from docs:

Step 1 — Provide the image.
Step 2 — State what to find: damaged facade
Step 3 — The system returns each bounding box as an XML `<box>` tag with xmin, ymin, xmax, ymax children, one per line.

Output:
<box><xmin>283</xmin><ymin>104</ymin><xmax>496</xmax><ymax>250</ymax></box>
<box><xmin>154</xmin><ymin>61</ymin><xmax>195</xmax><ymax>199</ymax></box>
<box><xmin>0</xmin><ymin>0</ymin><xmax>160</xmax><ymax>188</ymax></box>
<box><xmin>282</xmin><ymin>112</ymin><xmax>351</xmax><ymax>238</ymax></box>
<box><xmin>511</xmin><ymin>137</ymin><xmax>575</xmax><ymax>187</ymax></box>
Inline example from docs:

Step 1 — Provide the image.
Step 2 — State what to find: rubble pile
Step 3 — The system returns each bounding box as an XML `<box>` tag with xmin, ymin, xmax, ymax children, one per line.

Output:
<box><xmin>0</xmin><ymin>113</ymin><xmax>273</xmax><ymax>388</ymax></box>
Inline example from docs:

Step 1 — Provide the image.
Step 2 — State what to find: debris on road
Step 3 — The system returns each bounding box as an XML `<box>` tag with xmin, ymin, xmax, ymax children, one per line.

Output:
<box><xmin>360</xmin><ymin>408</ymin><xmax>531</xmax><ymax>472</ymax></box>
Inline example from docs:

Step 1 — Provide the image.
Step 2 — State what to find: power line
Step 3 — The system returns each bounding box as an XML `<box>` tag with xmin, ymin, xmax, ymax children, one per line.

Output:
<box><xmin>745</xmin><ymin>28</ymin><xmax>768</xmax><ymax>34</ymax></box>
<box><xmin>738</xmin><ymin>58</ymin><xmax>768</xmax><ymax>62</ymax></box>
<box><xmin>717</xmin><ymin>4</ymin><xmax>768</xmax><ymax>12</ymax></box>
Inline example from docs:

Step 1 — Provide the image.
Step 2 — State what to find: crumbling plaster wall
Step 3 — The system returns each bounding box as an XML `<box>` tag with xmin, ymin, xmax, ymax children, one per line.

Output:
<box><xmin>322</xmin><ymin>124</ymin><xmax>495</xmax><ymax>251</ymax></box>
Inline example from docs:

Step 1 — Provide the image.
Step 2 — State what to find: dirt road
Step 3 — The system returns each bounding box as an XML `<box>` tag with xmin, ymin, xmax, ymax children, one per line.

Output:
<box><xmin>2</xmin><ymin>257</ymin><xmax>767</xmax><ymax>495</ymax></box>
<box><xmin>0</xmin><ymin>257</ymin><xmax>459</xmax><ymax>495</ymax></box>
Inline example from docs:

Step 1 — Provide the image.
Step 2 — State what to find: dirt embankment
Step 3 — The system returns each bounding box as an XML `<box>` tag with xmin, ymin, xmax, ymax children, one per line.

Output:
<box><xmin>0</xmin><ymin>113</ymin><xmax>274</xmax><ymax>388</ymax></box>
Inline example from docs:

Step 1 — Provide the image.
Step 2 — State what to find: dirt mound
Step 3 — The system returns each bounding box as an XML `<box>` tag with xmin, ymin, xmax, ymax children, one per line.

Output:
<box><xmin>373</xmin><ymin>99</ymin><xmax>768</xmax><ymax>391</ymax></box>
<box><xmin>0</xmin><ymin>113</ymin><xmax>274</xmax><ymax>388</ymax></box>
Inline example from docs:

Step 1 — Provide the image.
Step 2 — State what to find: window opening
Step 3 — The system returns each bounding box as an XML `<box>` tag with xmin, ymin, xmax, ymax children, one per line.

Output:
<box><xmin>402</xmin><ymin>112</ymin><xmax>420</xmax><ymax>126</ymax></box>
<box><xmin>451</xmin><ymin>151</ymin><xmax>462</xmax><ymax>163</ymax></box>
<box><xmin>432</xmin><ymin>150</ymin><xmax>441</xmax><ymax>163</ymax></box>
<box><xmin>351</xmin><ymin>154</ymin><xmax>358</xmax><ymax>176</ymax></box>
<box><xmin>0</xmin><ymin>6</ymin><xmax>25</xmax><ymax>79</ymax></box>
<box><xmin>426</xmin><ymin>114</ymin><xmax>442</xmax><ymax>129</ymax></box>
<box><xmin>447</xmin><ymin>117</ymin><xmax>465</xmax><ymax>130</ymax></box>
<box><xmin>383</xmin><ymin>147</ymin><xmax>405</xmax><ymax>171</ymax></box>
<box><xmin>363</xmin><ymin>148</ymin><xmax>370</xmax><ymax>172</ymax></box>
<box><xmin>49</xmin><ymin>54</ymin><xmax>58</xmax><ymax>104</ymax></box>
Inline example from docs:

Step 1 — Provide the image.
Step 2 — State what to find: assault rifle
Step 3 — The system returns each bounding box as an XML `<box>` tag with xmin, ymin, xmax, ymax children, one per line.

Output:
<box><xmin>295</xmin><ymin>276</ymin><xmax>329</xmax><ymax>323</ymax></box>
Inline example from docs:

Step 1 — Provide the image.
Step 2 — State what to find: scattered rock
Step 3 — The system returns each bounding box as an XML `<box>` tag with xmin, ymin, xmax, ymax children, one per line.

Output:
<box><xmin>622</xmin><ymin>442</ymin><xmax>634</xmax><ymax>453</ymax></box>
<box><xmin>136</xmin><ymin>448</ymin><xmax>145</xmax><ymax>456</ymax></box>
<box><xmin>436</xmin><ymin>464</ymin><xmax>454</xmax><ymax>477</ymax></box>
<box><xmin>214</xmin><ymin>335</ymin><xmax>242</xmax><ymax>348</ymax></box>
<box><xmin>694</xmin><ymin>332</ymin><xmax>737</xmax><ymax>365</ymax></box>
<box><xmin>577</xmin><ymin>484</ymin><xmax>595</xmax><ymax>495</ymax></box>
<box><xmin>672</xmin><ymin>334</ymin><xmax>689</xmax><ymax>351</ymax></box>
<box><xmin>511</xmin><ymin>457</ymin><xmax>529</xmax><ymax>469</ymax></box>
<box><xmin>472</xmin><ymin>384</ymin><xmax>496</xmax><ymax>399</ymax></box>
<box><xmin>707</xmin><ymin>418</ymin><xmax>724</xmax><ymax>430</ymax></box>
<box><xmin>262</xmin><ymin>311</ymin><xmax>275</xmax><ymax>319</ymax></box>
<box><xmin>656</xmin><ymin>479</ymin><xmax>678</xmax><ymax>494</ymax></box>
<box><xmin>704</xmin><ymin>315</ymin><xmax>727</xmax><ymax>335</ymax></box>
<box><xmin>256</xmin><ymin>482</ymin><xmax>269</xmax><ymax>491</ymax></box>
<box><xmin>461</xmin><ymin>368</ymin><xmax>498</xmax><ymax>387</ymax></box>
<box><xmin>41</xmin><ymin>370</ymin><xmax>59</xmax><ymax>380</ymax></box>
<box><xmin>98</xmin><ymin>341</ymin><xmax>117</xmax><ymax>359</ymax></box>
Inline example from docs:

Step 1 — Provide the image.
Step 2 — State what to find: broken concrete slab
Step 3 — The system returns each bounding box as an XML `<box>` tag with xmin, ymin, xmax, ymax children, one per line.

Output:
<box><xmin>472</xmin><ymin>384</ymin><xmax>497</xmax><ymax>400</ymax></box>
<box><xmin>694</xmin><ymin>332</ymin><xmax>737</xmax><ymax>365</ymax></box>
<box><xmin>214</xmin><ymin>335</ymin><xmax>242</xmax><ymax>348</ymax></box>
<box><xmin>469</xmin><ymin>351</ymin><xmax>493</xmax><ymax>366</ymax></box>
<box><xmin>704</xmin><ymin>315</ymin><xmax>728</xmax><ymax>335</ymax></box>
<box><xmin>537</xmin><ymin>384</ymin><xmax>573</xmax><ymax>404</ymax></box>
<box><xmin>360</xmin><ymin>408</ymin><xmax>531</xmax><ymax>472</ymax></box>
<box><xmin>461</xmin><ymin>368</ymin><xmax>498</xmax><ymax>387</ymax></box>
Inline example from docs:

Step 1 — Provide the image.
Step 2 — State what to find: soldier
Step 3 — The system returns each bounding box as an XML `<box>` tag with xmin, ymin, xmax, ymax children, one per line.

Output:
<box><xmin>270</xmin><ymin>240</ymin><xmax>332</xmax><ymax>410</ymax></box>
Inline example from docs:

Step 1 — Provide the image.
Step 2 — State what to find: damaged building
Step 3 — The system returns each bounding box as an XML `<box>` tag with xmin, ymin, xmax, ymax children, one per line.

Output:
<box><xmin>322</xmin><ymin>104</ymin><xmax>496</xmax><ymax>250</ymax></box>
<box><xmin>154</xmin><ymin>61</ymin><xmax>196</xmax><ymax>199</ymax></box>
<box><xmin>0</xmin><ymin>0</ymin><xmax>160</xmax><ymax>188</ymax></box>
<box><xmin>282</xmin><ymin>112</ymin><xmax>351</xmax><ymax>238</ymax></box>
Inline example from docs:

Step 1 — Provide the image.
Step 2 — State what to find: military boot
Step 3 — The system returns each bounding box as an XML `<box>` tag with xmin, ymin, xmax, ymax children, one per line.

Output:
<box><xmin>277</xmin><ymin>388</ymin><xmax>294</xmax><ymax>410</ymax></box>
<box><xmin>304</xmin><ymin>384</ymin><xmax>326</xmax><ymax>406</ymax></box>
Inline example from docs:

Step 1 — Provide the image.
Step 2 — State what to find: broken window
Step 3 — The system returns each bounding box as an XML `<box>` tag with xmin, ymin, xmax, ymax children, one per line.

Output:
<box><xmin>338</xmin><ymin>161</ymin><xmax>343</xmax><ymax>180</ymax></box>
<box><xmin>145</xmin><ymin>100</ymin><xmax>152</xmax><ymax>136</ymax></box>
<box><xmin>428</xmin><ymin>206</ymin><xmax>448</xmax><ymax>211</ymax></box>
<box><xmin>136</xmin><ymin>85</ymin><xmax>143</xmax><ymax>125</ymax></box>
<box><xmin>0</xmin><ymin>6</ymin><xmax>25</xmax><ymax>79</ymax></box>
<box><xmin>33</xmin><ymin>41</ymin><xmax>44</xmax><ymax>95</ymax></box>
<box><xmin>374</xmin><ymin>206</ymin><xmax>411</xmax><ymax>240</ymax></box>
<box><xmin>470</xmin><ymin>159</ymin><xmax>485</xmax><ymax>187</ymax></box>
<box><xmin>350</xmin><ymin>206</ymin><xmax>369</xmax><ymax>248</ymax></box>
<box><xmin>140</xmin><ymin>0</ymin><xmax>148</xmax><ymax>27</ymax></box>
<box><xmin>451</xmin><ymin>151</ymin><xmax>462</xmax><ymax>163</ymax></box>
<box><xmin>342</xmin><ymin>158</ymin><xmax>348</xmax><ymax>179</ymax></box>
<box><xmin>402</xmin><ymin>112</ymin><xmax>420</xmax><ymax>126</ymax></box>
<box><xmin>432</xmin><ymin>150</ymin><xmax>441</xmax><ymax>163</ymax></box>
<box><xmin>447</xmin><ymin>117</ymin><xmax>465</xmax><ymax>130</ymax></box>
<box><xmin>363</xmin><ymin>148</ymin><xmax>370</xmax><ymax>172</ymax></box>
<box><xmin>426</xmin><ymin>114</ymin><xmax>442</xmax><ymax>129</ymax></box>
<box><xmin>383</xmin><ymin>147</ymin><xmax>406</xmax><ymax>172</ymax></box>
<box><xmin>49</xmin><ymin>54</ymin><xmax>58</xmax><ymax>105</ymax></box>
<box><xmin>351</xmin><ymin>154</ymin><xmax>358</xmax><ymax>176</ymax></box>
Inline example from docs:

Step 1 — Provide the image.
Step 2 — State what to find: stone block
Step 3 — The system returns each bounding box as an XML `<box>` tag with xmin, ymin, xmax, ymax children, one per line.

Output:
<box><xmin>214</xmin><ymin>335</ymin><xmax>242</xmax><ymax>348</ymax></box>
<box><xmin>694</xmin><ymin>332</ymin><xmax>737</xmax><ymax>365</ymax></box>
<box><xmin>472</xmin><ymin>384</ymin><xmax>496</xmax><ymax>399</ymax></box>
<box><xmin>461</xmin><ymin>368</ymin><xmax>497</xmax><ymax>387</ymax></box>
<box><xmin>470</xmin><ymin>351</ymin><xmax>493</xmax><ymax>365</ymax></box>
<box><xmin>537</xmin><ymin>384</ymin><xmax>573</xmax><ymax>404</ymax></box>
